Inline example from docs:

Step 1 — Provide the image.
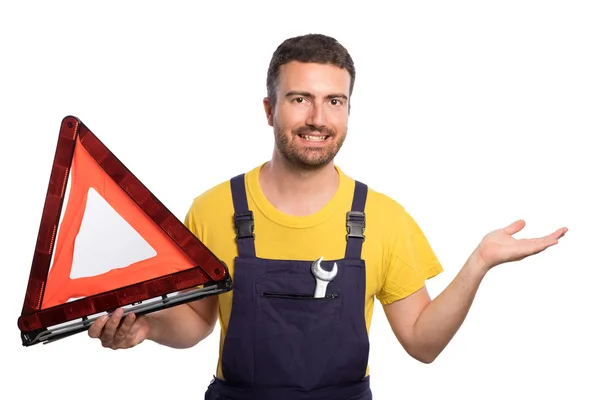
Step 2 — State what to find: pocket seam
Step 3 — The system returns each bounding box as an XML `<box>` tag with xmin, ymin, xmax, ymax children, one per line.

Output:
<box><xmin>260</xmin><ymin>291</ymin><xmax>340</xmax><ymax>300</ymax></box>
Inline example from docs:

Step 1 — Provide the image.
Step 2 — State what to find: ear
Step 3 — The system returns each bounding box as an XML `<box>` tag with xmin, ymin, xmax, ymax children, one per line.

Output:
<box><xmin>263</xmin><ymin>97</ymin><xmax>274</xmax><ymax>127</ymax></box>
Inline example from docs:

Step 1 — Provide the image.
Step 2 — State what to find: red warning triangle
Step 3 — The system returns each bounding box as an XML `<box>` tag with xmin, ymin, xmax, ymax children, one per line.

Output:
<box><xmin>18</xmin><ymin>116</ymin><xmax>232</xmax><ymax>346</ymax></box>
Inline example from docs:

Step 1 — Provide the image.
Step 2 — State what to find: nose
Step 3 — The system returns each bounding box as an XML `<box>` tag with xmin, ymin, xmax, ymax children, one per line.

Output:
<box><xmin>305</xmin><ymin>103</ymin><xmax>326</xmax><ymax>130</ymax></box>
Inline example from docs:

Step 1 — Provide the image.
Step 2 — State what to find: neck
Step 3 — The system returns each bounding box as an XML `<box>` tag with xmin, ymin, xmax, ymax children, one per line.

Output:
<box><xmin>259</xmin><ymin>154</ymin><xmax>339</xmax><ymax>216</ymax></box>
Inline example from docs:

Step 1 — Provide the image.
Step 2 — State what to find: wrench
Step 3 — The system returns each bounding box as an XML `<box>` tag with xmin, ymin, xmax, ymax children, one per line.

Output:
<box><xmin>311</xmin><ymin>256</ymin><xmax>338</xmax><ymax>298</ymax></box>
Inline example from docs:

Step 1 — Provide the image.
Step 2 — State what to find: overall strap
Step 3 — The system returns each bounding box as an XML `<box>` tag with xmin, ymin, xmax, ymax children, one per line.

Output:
<box><xmin>230</xmin><ymin>173</ymin><xmax>256</xmax><ymax>258</ymax></box>
<box><xmin>345</xmin><ymin>180</ymin><xmax>368</xmax><ymax>260</ymax></box>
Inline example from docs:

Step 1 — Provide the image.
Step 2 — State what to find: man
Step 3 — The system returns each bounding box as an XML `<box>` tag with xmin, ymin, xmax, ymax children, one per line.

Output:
<box><xmin>88</xmin><ymin>34</ymin><xmax>567</xmax><ymax>399</ymax></box>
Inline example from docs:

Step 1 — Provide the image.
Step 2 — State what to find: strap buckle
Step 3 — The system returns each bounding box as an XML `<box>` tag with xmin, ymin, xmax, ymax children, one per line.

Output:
<box><xmin>234</xmin><ymin>211</ymin><xmax>254</xmax><ymax>239</ymax></box>
<box><xmin>346</xmin><ymin>211</ymin><xmax>365</xmax><ymax>241</ymax></box>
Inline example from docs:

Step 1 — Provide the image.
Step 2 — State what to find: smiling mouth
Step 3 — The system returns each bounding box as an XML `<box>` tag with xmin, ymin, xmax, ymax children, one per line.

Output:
<box><xmin>298</xmin><ymin>134</ymin><xmax>329</xmax><ymax>141</ymax></box>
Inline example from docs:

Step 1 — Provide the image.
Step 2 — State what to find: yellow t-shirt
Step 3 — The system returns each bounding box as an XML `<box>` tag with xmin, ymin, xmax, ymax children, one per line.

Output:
<box><xmin>184</xmin><ymin>163</ymin><xmax>443</xmax><ymax>379</ymax></box>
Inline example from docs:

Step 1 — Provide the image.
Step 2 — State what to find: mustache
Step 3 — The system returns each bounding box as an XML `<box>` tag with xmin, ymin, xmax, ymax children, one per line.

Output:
<box><xmin>292</xmin><ymin>125</ymin><xmax>335</xmax><ymax>136</ymax></box>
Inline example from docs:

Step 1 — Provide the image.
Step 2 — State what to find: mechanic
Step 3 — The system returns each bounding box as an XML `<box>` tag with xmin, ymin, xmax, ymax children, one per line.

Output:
<box><xmin>88</xmin><ymin>33</ymin><xmax>568</xmax><ymax>400</ymax></box>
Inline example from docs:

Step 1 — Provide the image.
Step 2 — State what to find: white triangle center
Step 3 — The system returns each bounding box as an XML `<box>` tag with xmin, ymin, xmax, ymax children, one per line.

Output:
<box><xmin>70</xmin><ymin>187</ymin><xmax>157</xmax><ymax>279</ymax></box>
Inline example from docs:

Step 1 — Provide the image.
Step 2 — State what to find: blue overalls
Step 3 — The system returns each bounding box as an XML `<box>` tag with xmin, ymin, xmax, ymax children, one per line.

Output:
<box><xmin>204</xmin><ymin>173</ymin><xmax>372</xmax><ymax>400</ymax></box>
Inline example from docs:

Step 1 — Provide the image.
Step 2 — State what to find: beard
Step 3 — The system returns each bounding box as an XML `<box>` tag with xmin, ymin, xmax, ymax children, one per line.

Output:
<box><xmin>273</xmin><ymin>122</ymin><xmax>347</xmax><ymax>171</ymax></box>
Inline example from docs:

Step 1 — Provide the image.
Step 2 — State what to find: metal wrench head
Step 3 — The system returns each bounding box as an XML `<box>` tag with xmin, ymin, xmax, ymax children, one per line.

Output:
<box><xmin>311</xmin><ymin>256</ymin><xmax>338</xmax><ymax>281</ymax></box>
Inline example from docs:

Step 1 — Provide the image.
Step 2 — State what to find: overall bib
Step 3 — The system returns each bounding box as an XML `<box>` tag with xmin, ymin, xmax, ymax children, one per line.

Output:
<box><xmin>205</xmin><ymin>173</ymin><xmax>372</xmax><ymax>400</ymax></box>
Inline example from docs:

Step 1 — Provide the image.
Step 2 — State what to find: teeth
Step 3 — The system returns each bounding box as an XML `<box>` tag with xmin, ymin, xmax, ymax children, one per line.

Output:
<box><xmin>300</xmin><ymin>135</ymin><xmax>327</xmax><ymax>141</ymax></box>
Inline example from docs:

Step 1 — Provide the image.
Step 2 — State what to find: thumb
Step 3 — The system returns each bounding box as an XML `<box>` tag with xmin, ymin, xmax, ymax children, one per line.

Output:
<box><xmin>503</xmin><ymin>219</ymin><xmax>526</xmax><ymax>235</ymax></box>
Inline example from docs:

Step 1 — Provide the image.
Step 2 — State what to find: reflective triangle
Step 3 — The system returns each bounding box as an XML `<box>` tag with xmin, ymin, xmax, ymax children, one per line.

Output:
<box><xmin>18</xmin><ymin>116</ymin><xmax>232</xmax><ymax>346</ymax></box>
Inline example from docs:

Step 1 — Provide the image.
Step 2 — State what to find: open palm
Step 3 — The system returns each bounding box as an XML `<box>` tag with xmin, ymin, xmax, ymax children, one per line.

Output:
<box><xmin>476</xmin><ymin>219</ymin><xmax>568</xmax><ymax>270</ymax></box>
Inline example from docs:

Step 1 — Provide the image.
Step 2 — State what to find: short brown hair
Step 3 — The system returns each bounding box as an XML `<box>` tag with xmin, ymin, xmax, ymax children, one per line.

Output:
<box><xmin>266</xmin><ymin>33</ymin><xmax>356</xmax><ymax>105</ymax></box>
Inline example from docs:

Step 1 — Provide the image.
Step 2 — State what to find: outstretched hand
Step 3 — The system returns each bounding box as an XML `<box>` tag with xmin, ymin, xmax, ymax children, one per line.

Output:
<box><xmin>475</xmin><ymin>219</ymin><xmax>568</xmax><ymax>271</ymax></box>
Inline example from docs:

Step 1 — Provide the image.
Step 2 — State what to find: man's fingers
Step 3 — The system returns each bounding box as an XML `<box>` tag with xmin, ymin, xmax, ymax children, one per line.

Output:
<box><xmin>550</xmin><ymin>227</ymin><xmax>568</xmax><ymax>240</ymax></box>
<box><xmin>99</xmin><ymin>308</ymin><xmax>124</xmax><ymax>344</ymax></box>
<box><xmin>87</xmin><ymin>308</ymin><xmax>148</xmax><ymax>350</ymax></box>
<box><xmin>88</xmin><ymin>315</ymin><xmax>109</xmax><ymax>338</ymax></box>
<box><xmin>503</xmin><ymin>219</ymin><xmax>526</xmax><ymax>235</ymax></box>
<box><xmin>125</xmin><ymin>316</ymin><xmax>149</xmax><ymax>347</ymax></box>
<box><xmin>521</xmin><ymin>230</ymin><xmax>566</xmax><ymax>256</ymax></box>
<box><xmin>113</xmin><ymin>313</ymin><xmax>136</xmax><ymax>343</ymax></box>
<box><xmin>528</xmin><ymin>227</ymin><xmax>568</xmax><ymax>249</ymax></box>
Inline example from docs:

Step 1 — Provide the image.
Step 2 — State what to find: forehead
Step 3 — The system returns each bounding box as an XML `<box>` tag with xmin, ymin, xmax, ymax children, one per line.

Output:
<box><xmin>277</xmin><ymin>61</ymin><xmax>351</xmax><ymax>96</ymax></box>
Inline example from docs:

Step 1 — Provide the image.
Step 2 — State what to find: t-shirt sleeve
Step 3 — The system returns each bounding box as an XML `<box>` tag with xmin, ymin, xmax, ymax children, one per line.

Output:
<box><xmin>376</xmin><ymin>207</ymin><xmax>443</xmax><ymax>305</ymax></box>
<box><xmin>183</xmin><ymin>198</ymin><xmax>203</xmax><ymax>240</ymax></box>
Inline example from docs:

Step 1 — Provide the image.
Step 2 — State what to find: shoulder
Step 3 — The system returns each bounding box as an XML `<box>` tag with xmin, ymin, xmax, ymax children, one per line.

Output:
<box><xmin>189</xmin><ymin>178</ymin><xmax>233</xmax><ymax>215</ymax></box>
<box><xmin>338</xmin><ymin>167</ymin><xmax>404</xmax><ymax>210</ymax></box>
<box><xmin>183</xmin><ymin>178</ymin><xmax>230</xmax><ymax>239</ymax></box>
<box><xmin>365</xmin><ymin>186</ymin><xmax>406</xmax><ymax>215</ymax></box>
<box><xmin>348</xmin><ymin>177</ymin><xmax>444</xmax><ymax>297</ymax></box>
<box><xmin>348</xmin><ymin>176</ymin><xmax>411</xmax><ymax>236</ymax></box>
<box><xmin>362</xmin><ymin>183</ymin><xmax>429</xmax><ymax>245</ymax></box>
<box><xmin>184</xmin><ymin>165</ymin><xmax>263</xmax><ymax>227</ymax></box>
<box><xmin>184</xmin><ymin>170</ymin><xmax>246</xmax><ymax>231</ymax></box>
<box><xmin>345</xmin><ymin>172</ymin><xmax>439</xmax><ymax>263</ymax></box>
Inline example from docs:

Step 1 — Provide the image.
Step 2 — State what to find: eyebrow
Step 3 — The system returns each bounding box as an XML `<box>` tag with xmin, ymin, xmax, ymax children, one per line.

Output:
<box><xmin>285</xmin><ymin>91</ymin><xmax>348</xmax><ymax>100</ymax></box>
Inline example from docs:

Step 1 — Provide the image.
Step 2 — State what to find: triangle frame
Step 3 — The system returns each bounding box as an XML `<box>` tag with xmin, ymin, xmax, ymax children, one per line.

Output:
<box><xmin>18</xmin><ymin>116</ymin><xmax>232</xmax><ymax>346</ymax></box>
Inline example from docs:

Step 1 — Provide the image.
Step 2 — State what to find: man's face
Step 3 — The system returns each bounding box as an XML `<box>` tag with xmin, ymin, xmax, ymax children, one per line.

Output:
<box><xmin>264</xmin><ymin>61</ymin><xmax>351</xmax><ymax>170</ymax></box>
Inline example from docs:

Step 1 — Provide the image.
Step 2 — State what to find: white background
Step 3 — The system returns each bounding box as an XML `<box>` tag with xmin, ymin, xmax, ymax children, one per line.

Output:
<box><xmin>1</xmin><ymin>1</ymin><xmax>598</xmax><ymax>399</ymax></box>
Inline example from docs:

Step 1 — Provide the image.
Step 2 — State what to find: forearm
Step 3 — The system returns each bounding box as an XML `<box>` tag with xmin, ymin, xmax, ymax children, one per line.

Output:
<box><xmin>144</xmin><ymin>303</ymin><xmax>215</xmax><ymax>349</ymax></box>
<box><xmin>411</xmin><ymin>251</ymin><xmax>488</xmax><ymax>362</ymax></box>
